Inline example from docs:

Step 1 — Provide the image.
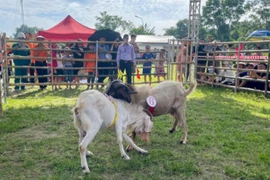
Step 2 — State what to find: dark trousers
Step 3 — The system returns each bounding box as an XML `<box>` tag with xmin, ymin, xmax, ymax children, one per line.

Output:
<box><xmin>29</xmin><ymin>62</ymin><xmax>35</xmax><ymax>83</ymax></box>
<box><xmin>14</xmin><ymin>67</ymin><xmax>28</xmax><ymax>90</ymax></box>
<box><xmin>87</xmin><ymin>72</ymin><xmax>95</xmax><ymax>84</ymax></box>
<box><xmin>98</xmin><ymin>62</ymin><xmax>105</xmax><ymax>83</ymax></box>
<box><xmin>35</xmin><ymin>61</ymin><xmax>47</xmax><ymax>89</ymax></box>
<box><xmin>120</xmin><ymin>60</ymin><xmax>133</xmax><ymax>84</ymax></box>
<box><xmin>109</xmin><ymin>62</ymin><xmax>117</xmax><ymax>81</ymax></box>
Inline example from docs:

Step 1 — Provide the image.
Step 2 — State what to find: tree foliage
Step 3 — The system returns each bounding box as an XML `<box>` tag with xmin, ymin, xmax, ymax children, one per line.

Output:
<box><xmin>164</xmin><ymin>19</ymin><xmax>207</xmax><ymax>40</ymax></box>
<box><xmin>14</xmin><ymin>24</ymin><xmax>42</xmax><ymax>38</ymax></box>
<box><xmin>164</xmin><ymin>19</ymin><xmax>188</xmax><ymax>39</ymax></box>
<box><xmin>130</xmin><ymin>24</ymin><xmax>155</xmax><ymax>35</ymax></box>
<box><xmin>201</xmin><ymin>0</ymin><xmax>246</xmax><ymax>41</ymax></box>
<box><xmin>245</xmin><ymin>0</ymin><xmax>270</xmax><ymax>30</ymax></box>
<box><xmin>95</xmin><ymin>11</ymin><xmax>134</xmax><ymax>33</ymax></box>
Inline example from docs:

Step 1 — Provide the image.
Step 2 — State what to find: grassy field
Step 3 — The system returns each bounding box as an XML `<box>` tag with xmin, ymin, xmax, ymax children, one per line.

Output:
<box><xmin>0</xmin><ymin>86</ymin><xmax>270</xmax><ymax>180</ymax></box>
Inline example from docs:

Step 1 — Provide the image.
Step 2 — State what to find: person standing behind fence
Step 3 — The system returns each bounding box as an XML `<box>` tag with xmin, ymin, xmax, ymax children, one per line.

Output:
<box><xmin>130</xmin><ymin>34</ymin><xmax>140</xmax><ymax>59</ymax></box>
<box><xmin>155</xmin><ymin>49</ymin><xmax>166</xmax><ymax>82</ymax></box>
<box><xmin>71</xmin><ymin>39</ymin><xmax>85</xmax><ymax>88</ymax></box>
<box><xmin>110</xmin><ymin>39</ymin><xmax>120</xmax><ymax>81</ymax></box>
<box><xmin>11</xmin><ymin>32</ymin><xmax>31</xmax><ymax>91</ymax></box>
<box><xmin>25</xmin><ymin>32</ymin><xmax>36</xmax><ymax>84</ymax></box>
<box><xmin>97</xmin><ymin>37</ymin><xmax>110</xmax><ymax>86</ymax></box>
<box><xmin>116</xmin><ymin>34</ymin><xmax>136</xmax><ymax>84</ymax></box>
<box><xmin>55</xmin><ymin>46</ymin><xmax>63</xmax><ymax>90</ymax></box>
<box><xmin>84</xmin><ymin>43</ymin><xmax>97</xmax><ymax>89</ymax></box>
<box><xmin>1</xmin><ymin>37</ymin><xmax>12</xmax><ymax>81</ymax></box>
<box><xmin>33</xmin><ymin>35</ymin><xmax>49</xmax><ymax>91</ymax></box>
<box><xmin>62</xmin><ymin>47</ymin><xmax>74</xmax><ymax>89</ymax></box>
<box><xmin>142</xmin><ymin>45</ymin><xmax>155</xmax><ymax>84</ymax></box>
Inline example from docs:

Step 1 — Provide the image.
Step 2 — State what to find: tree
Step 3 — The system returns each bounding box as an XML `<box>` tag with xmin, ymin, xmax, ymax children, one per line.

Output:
<box><xmin>14</xmin><ymin>24</ymin><xmax>42</xmax><ymax>38</ymax></box>
<box><xmin>164</xmin><ymin>19</ymin><xmax>188</xmax><ymax>39</ymax></box>
<box><xmin>245</xmin><ymin>0</ymin><xmax>270</xmax><ymax>30</ymax></box>
<box><xmin>164</xmin><ymin>19</ymin><xmax>207</xmax><ymax>40</ymax></box>
<box><xmin>129</xmin><ymin>24</ymin><xmax>155</xmax><ymax>35</ymax></box>
<box><xmin>95</xmin><ymin>11</ymin><xmax>134</xmax><ymax>32</ymax></box>
<box><xmin>201</xmin><ymin>0</ymin><xmax>246</xmax><ymax>41</ymax></box>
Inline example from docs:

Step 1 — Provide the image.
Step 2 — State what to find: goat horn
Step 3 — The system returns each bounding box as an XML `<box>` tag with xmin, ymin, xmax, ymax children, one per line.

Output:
<box><xmin>113</xmin><ymin>83</ymin><xmax>135</xmax><ymax>94</ymax></box>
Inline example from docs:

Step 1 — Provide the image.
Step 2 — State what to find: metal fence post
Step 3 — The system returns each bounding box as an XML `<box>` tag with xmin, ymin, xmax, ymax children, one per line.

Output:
<box><xmin>265</xmin><ymin>42</ymin><xmax>270</xmax><ymax>97</ymax></box>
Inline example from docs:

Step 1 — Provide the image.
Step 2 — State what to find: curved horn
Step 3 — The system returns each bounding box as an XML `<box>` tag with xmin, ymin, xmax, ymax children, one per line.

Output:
<box><xmin>143</xmin><ymin>109</ymin><xmax>153</xmax><ymax>122</ymax></box>
<box><xmin>113</xmin><ymin>82</ymin><xmax>134</xmax><ymax>94</ymax></box>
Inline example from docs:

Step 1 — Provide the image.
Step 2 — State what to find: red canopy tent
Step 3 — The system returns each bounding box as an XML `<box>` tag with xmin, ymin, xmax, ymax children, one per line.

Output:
<box><xmin>37</xmin><ymin>15</ymin><xmax>95</xmax><ymax>41</ymax></box>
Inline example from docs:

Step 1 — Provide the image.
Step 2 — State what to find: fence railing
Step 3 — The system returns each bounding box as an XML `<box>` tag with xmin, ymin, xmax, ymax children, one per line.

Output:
<box><xmin>1</xmin><ymin>33</ymin><xmax>270</xmax><ymax>99</ymax></box>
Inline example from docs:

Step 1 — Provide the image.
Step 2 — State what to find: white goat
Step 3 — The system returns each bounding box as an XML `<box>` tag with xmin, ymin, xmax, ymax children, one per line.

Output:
<box><xmin>73</xmin><ymin>90</ymin><xmax>153</xmax><ymax>173</ymax></box>
<box><xmin>104</xmin><ymin>80</ymin><xmax>197</xmax><ymax>145</ymax></box>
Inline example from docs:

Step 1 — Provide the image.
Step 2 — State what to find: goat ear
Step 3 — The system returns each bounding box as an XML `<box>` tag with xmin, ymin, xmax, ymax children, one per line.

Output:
<box><xmin>144</xmin><ymin>116</ymin><xmax>153</xmax><ymax>133</ymax></box>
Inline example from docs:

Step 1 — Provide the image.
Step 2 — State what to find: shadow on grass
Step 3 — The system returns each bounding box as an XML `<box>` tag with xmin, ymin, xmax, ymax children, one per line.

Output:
<box><xmin>9</xmin><ymin>87</ymin><xmax>106</xmax><ymax>99</ymax></box>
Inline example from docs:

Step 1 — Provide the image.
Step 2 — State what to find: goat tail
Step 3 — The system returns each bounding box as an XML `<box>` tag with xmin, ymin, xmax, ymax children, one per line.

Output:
<box><xmin>73</xmin><ymin>100</ymin><xmax>86</xmax><ymax>129</ymax></box>
<box><xmin>185</xmin><ymin>80</ymin><xmax>197</xmax><ymax>96</ymax></box>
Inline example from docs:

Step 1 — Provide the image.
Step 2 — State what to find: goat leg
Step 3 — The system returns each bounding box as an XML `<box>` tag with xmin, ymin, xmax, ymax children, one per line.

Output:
<box><xmin>123</xmin><ymin>133</ymin><xmax>148</xmax><ymax>155</ymax></box>
<box><xmin>126</xmin><ymin>131</ymin><xmax>136</xmax><ymax>152</ymax></box>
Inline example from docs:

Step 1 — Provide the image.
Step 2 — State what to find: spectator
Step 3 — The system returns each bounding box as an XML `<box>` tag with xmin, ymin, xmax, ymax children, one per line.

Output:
<box><xmin>203</xmin><ymin>36</ymin><xmax>214</xmax><ymax>52</ymax></box>
<box><xmin>216</xmin><ymin>62</ymin><xmax>235</xmax><ymax>85</ymax></box>
<box><xmin>84</xmin><ymin>43</ymin><xmax>97</xmax><ymax>89</ymax></box>
<box><xmin>142</xmin><ymin>45</ymin><xmax>155</xmax><ymax>84</ymax></box>
<box><xmin>177</xmin><ymin>46</ymin><xmax>189</xmax><ymax>82</ymax></box>
<box><xmin>24</xmin><ymin>32</ymin><xmax>36</xmax><ymax>84</ymax></box>
<box><xmin>240</xmin><ymin>63</ymin><xmax>269</xmax><ymax>90</ymax></box>
<box><xmin>253</xmin><ymin>46</ymin><xmax>263</xmax><ymax>56</ymax></box>
<box><xmin>235</xmin><ymin>62</ymin><xmax>248</xmax><ymax>86</ymax></box>
<box><xmin>97</xmin><ymin>37</ymin><xmax>110</xmax><ymax>86</ymax></box>
<box><xmin>71</xmin><ymin>39</ymin><xmax>85</xmax><ymax>88</ymax></box>
<box><xmin>130</xmin><ymin>34</ymin><xmax>140</xmax><ymax>59</ymax></box>
<box><xmin>11</xmin><ymin>32</ymin><xmax>31</xmax><ymax>91</ymax></box>
<box><xmin>33</xmin><ymin>35</ymin><xmax>49</xmax><ymax>90</ymax></box>
<box><xmin>110</xmin><ymin>39</ymin><xmax>120</xmax><ymax>81</ymax></box>
<box><xmin>1</xmin><ymin>37</ymin><xmax>12</xmax><ymax>82</ymax></box>
<box><xmin>155</xmin><ymin>49</ymin><xmax>166</xmax><ymax>82</ymax></box>
<box><xmin>62</xmin><ymin>47</ymin><xmax>74</xmax><ymax>89</ymax></box>
<box><xmin>116</xmin><ymin>34</ymin><xmax>136</xmax><ymax>84</ymax></box>
<box><xmin>55</xmin><ymin>46</ymin><xmax>63</xmax><ymax>90</ymax></box>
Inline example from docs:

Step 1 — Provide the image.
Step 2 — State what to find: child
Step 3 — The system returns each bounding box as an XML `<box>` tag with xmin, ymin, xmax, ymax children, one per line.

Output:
<box><xmin>84</xmin><ymin>43</ymin><xmax>98</xmax><ymax>89</ymax></box>
<box><xmin>155</xmin><ymin>49</ymin><xmax>166</xmax><ymax>82</ymax></box>
<box><xmin>142</xmin><ymin>45</ymin><xmax>155</xmax><ymax>84</ymax></box>
<box><xmin>62</xmin><ymin>47</ymin><xmax>74</xmax><ymax>89</ymax></box>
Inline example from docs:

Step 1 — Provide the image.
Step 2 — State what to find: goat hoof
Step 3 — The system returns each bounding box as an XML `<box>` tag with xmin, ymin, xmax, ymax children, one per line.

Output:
<box><xmin>83</xmin><ymin>169</ymin><xmax>90</xmax><ymax>173</ymax></box>
<box><xmin>138</xmin><ymin>151</ymin><xmax>149</xmax><ymax>156</ymax></box>
<box><xmin>122</xmin><ymin>155</ymin><xmax>130</xmax><ymax>160</ymax></box>
<box><xmin>180</xmin><ymin>140</ymin><xmax>186</xmax><ymax>144</ymax></box>
<box><xmin>169</xmin><ymin>129</ymin><xmax>174</xmax><ymax>133</ymax></box>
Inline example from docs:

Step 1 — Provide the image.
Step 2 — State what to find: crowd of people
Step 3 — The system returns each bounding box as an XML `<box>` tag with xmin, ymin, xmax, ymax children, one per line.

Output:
<box><xmin>176</xmin><ymin>35</ymin><xmax>270</xmax><ymax>91</ymax></box>
<box><xmin>1</xmin><ymin>32</ymin><xmax>167</xmax><ymax>92</ymax></box>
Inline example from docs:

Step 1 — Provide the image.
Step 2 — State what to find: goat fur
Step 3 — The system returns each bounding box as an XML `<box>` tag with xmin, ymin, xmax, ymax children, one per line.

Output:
<box><xmin>104</xmin><ymin>80</ymin><xmax>197</xmax><ymax>144</ymax></box>
<box><xmin>73</xmin><ymin>90</ymin><xmax>153</xmax><ymax>173</ymax></box>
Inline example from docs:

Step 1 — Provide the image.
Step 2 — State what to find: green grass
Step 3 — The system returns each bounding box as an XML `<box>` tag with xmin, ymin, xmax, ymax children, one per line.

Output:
<box><xmin>0</xmin><ymin>86</ymin><xmax>270</xmax><ymax>180</ymax></box>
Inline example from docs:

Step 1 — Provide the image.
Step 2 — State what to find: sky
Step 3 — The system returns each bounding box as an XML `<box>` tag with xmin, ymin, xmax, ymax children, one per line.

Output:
<box><xmin>0</xmin><ymin>0</ymin><xmax>207</xmax><ymax>37</ymax></box>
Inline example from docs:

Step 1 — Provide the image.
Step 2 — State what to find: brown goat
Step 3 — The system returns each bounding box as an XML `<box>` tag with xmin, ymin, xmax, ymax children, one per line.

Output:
<box><xmin>104</xmin><ymin>80</ymin><xmax>197</xmax><ymax>144</ymax></box>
